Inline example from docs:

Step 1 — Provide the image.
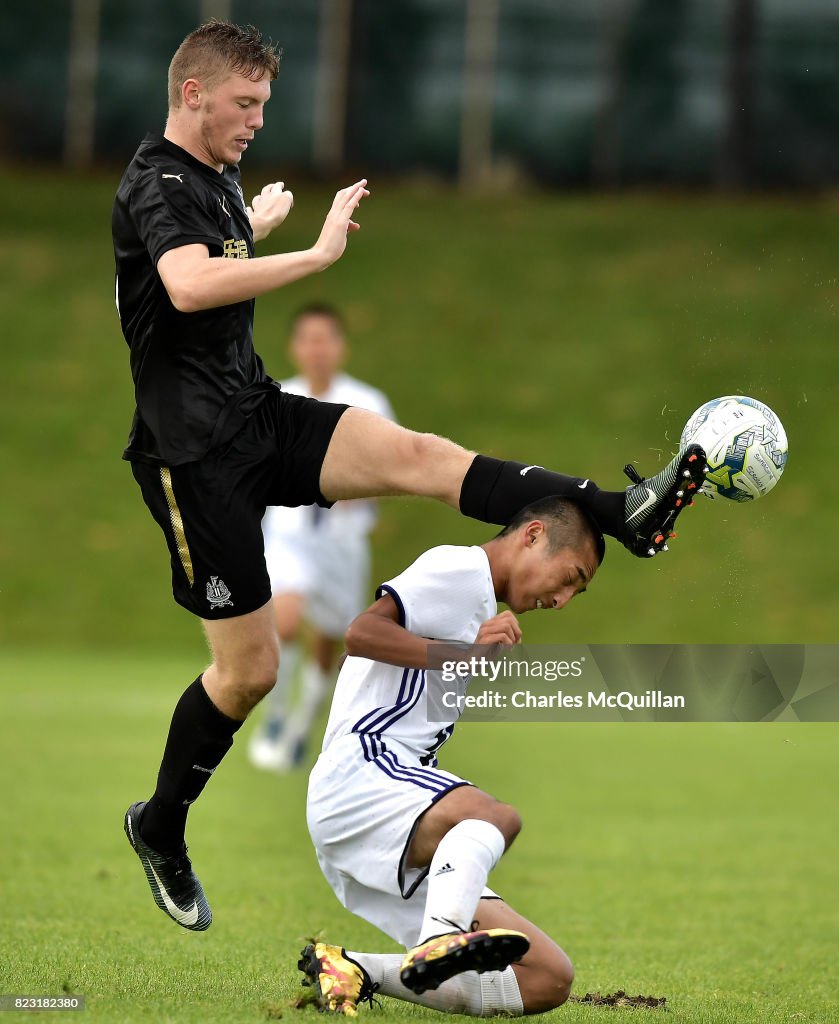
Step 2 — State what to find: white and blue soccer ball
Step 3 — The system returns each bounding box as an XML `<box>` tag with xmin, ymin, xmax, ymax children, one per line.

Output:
<box><xmin>680</xmin><ymin>396</ymin><xmax>788</xmax><ymax>502</ymax></box>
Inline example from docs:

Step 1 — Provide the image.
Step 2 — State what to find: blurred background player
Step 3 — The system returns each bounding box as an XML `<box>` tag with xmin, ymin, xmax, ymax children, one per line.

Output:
<box><xmin>249</xmin><ymin>304</ymin><xmax>396</xmax><ymax>772</ymax></box>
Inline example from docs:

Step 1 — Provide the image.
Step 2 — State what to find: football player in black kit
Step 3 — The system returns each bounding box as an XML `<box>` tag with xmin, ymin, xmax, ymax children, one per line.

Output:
<box><xmin>113</xmin><ymin>20</ymin><xmax>706</xmax><ymax>931</ymax></box>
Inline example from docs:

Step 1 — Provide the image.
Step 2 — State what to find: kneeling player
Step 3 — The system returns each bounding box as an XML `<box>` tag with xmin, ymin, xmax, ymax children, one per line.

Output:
<box><xmin>300</xmin><ymin>497</ymin><xmax>602</xmax><ymax>1017</ymax></box>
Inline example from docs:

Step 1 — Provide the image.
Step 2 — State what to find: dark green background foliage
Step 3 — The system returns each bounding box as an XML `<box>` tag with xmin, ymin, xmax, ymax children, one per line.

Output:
<box><xmin>3</xmin><ymin>0</ymin><xmax>839</xmax><ymax>185</ymax></box>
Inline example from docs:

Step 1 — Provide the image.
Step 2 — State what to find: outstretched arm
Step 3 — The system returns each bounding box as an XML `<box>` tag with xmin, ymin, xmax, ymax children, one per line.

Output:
<box><xmin>344</xmin><ymin>595</ymin><xmax>522</xmax><ymax>669</ymax></box>
<box><xmin>157</xmin><ymin>180</ymin><xmax>369</xmax><ymax>313</ymax></box>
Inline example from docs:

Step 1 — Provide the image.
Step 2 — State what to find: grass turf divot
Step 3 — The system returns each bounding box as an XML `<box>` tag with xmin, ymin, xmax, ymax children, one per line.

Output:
<box><xmin>571</xmin><ymin>990</ymin><xmax>667</xmax><ymax>1010</ymax></box>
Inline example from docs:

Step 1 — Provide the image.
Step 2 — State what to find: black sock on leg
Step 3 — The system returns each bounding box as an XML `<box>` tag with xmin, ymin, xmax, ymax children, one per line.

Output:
<box><xmin>459</xmin><ymin>455</ymin><xmax>626</xmax><ymax>539</ymax></box>
<box><xmin>140</xmin><ymin>676</ymin><xmax>243</xmax><ymax>855</ymax></box>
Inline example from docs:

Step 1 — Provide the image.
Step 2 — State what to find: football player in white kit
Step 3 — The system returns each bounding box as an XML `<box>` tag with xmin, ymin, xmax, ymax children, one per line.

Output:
<box><xmin>249</xmin><ymin>304</ymin><xmax>396</xmax><ymax>771</ymax></box>
<box><xmin>300</xmin><ymin>496</ymin><xmax>603</xmax><ymax>1017</ymax></box>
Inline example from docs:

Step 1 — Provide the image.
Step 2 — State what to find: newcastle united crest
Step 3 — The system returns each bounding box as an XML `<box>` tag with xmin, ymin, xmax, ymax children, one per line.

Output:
<box><xmin>206</xmin><ymin>576</ymin><xmax>233</xmax><ymax>610</ymax></box>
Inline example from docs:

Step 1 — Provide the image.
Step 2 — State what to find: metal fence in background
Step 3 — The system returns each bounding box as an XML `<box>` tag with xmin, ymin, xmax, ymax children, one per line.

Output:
<box><xmin>2</xmin><ymin>0</ymin><xmax>839</xmax><ymax>187</ymax></box>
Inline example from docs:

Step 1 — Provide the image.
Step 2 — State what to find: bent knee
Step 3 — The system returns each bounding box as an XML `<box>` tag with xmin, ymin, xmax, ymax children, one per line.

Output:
<box><xmin>522</xmin><ymin>954</ymin><xmax>574</xmax><ymax>1014</ymax></box>
<box><xmin>460</xmin><ymin>801</ymin><xmax>521</xmax><ymax>848</ymax></box>
<box><xmin>216</xmin><ymin>645</ymin><xmax>279</xmax><ymax>704</ymax></box>
<box><xmin>246</xmin><ymin>646</ymin><xmax>281</xmax><ymax>699</ymax></box>
<box><xmin>492</xmin><ymin>802</ymin><xmax>522</xmax><ymax>847</ymax></box>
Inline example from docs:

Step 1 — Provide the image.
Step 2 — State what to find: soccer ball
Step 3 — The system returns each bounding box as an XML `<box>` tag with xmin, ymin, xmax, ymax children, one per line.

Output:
<box><xmin>680</xmin><ymin>396</ymin><xmax>788</xmax><ymax>502</ymax></box>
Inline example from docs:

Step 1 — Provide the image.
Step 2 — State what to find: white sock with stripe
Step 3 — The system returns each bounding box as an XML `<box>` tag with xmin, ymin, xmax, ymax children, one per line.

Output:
<box><xmin>418</xmin><ymin>819</ymin><xmax>506</xmax><ymax>940</ymax></box>
<box><xmin>346</xmin><ymin>952</ymin><xmax>523</xmax><ymax>1017</ymax></box>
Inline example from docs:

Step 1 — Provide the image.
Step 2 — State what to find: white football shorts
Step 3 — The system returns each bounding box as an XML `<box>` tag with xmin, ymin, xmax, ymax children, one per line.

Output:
<box><xmin>264</xmin><ymin>528</ymin><xmax>369</xmax><ymax>638</ymax></box>
<box><xmin>307</xmin><ymin>733</ymin><xmax>497</xmax><ymax>948</ymax></box>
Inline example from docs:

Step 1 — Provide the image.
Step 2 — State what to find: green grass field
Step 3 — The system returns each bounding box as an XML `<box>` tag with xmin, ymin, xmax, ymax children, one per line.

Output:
<box><xmin>1</xmin><ymin>650</ymin><xmax>837</xmax><ymax>1022</ymax></box>
<box><xmin>1</xmin><ymin>172</ymin><xmax>837</xmax><ymax>1020</ymax></box>
<box><xmin>0</xmin><ymin>171</ymin><xmax>838</xmax><ymax>650</ymax></box>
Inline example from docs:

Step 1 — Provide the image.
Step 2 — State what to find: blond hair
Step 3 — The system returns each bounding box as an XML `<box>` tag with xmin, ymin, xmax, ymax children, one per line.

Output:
<box><xmin>168</xmin><ymin>20</ymin><xmax>281</xmax><ymax>109</ymax></box>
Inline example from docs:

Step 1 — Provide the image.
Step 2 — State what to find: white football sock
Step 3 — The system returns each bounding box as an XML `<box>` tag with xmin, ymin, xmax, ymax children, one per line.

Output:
<box><xmin>284</xmin><ymin>659</ymin><xmax>332</xmax><ymax>749</ymax></box>
<box><xmin>347</xmin><ymin>952</ymin><xmax>523</xmax><ymax>1017</ymax></box>
<box><xmin>263</xmin><ymin>641</ymin><xmax>299</xmax><ymax>728</ymax></box>
<box><xmin>419</xmin><ymin>819</ymin><xmax>506</xmax><ymax>940</ymax></box>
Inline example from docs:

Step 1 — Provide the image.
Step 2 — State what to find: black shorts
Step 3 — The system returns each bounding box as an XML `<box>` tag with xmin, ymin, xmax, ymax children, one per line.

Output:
<box><xmin>131</xmin><ymin>389</ymin><xmax>348</xmax><ymax>619</ymax></box>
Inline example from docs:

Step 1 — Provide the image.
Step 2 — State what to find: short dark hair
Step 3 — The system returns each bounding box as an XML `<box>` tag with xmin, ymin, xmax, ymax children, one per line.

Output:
<box><xmin>289</xmin><ymin>303</ymin><xmax>346</xmax><ymax>335</ymax></box>
<box><xmin>168</xmin><ymin>20</ymin><xmax>282</xmax><ymax>109</ymax></box>
<box><xmin>498</xmin><ymin>496</ymin><xmax>606</xmax><ymax>565</ymax></box>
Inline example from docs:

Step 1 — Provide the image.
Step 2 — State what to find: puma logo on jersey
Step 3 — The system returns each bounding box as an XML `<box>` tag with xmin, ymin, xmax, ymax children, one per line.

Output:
<box><xmin>162</xmin><ymin>173</ymin><xmax>184</xmax><ymax>182</ymax></box>
<box><xmin>520</xmin><ymin>465</ymin><xmax>541</xmax><ymax>477</ymax></box>
<box><xmin>218</xmin><ymin>194</ymin><xmax>230</xmax><ymax>217</ymax></box>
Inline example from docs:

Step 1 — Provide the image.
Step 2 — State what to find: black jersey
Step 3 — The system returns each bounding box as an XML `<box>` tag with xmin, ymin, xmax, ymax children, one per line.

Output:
<box><xmin>113</xmin><ymin>134</ymin><xmax>272</xmax><ymax>465</ymax></box>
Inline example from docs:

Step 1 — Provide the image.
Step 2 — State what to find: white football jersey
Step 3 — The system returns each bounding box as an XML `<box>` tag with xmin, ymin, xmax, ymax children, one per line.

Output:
<box><xmin>263</xmin><ymin>373</ymin><xmax>395</xmax><ymax>539</ymax></box>
<box><xmin>320</xmin><ymin>545</ymin><xmax>496</xmax><ymax>763</ymax></box>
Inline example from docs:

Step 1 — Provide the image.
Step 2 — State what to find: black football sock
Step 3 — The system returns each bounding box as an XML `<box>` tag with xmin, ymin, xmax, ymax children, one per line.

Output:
<box><xmin>139</xmin><ymin>676</ymin><xmax>243</xmax><ymax>855</ymax></box>
<box><xmin>459</xmin><ymin>455</ymin><xmax>626</xmax><ymax>540</ymax></box>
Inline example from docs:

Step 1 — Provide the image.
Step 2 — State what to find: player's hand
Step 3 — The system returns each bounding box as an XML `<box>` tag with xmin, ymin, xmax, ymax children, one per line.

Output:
<box><xmin>313</xmin><ymin>179</ymin><xmax>370</xmax><ymax>268</ymax></box>
<box><xmin>247</xmin><ymin>182</ymin><xmax>294</xmax><ymax>242</ymax></box>
<box><xmin>475</xmin><ymin>611</ymin><xmax>522</xmax><ymax>647</ymax></box>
